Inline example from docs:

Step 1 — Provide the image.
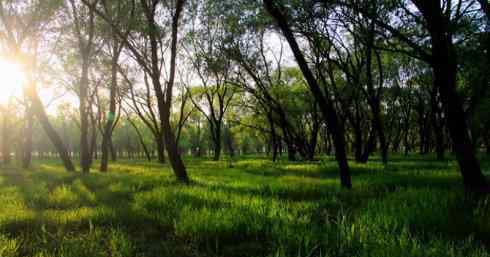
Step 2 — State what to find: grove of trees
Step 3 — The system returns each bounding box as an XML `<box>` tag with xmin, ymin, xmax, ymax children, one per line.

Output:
<box><xmin>0</xmin><ymin>0</ymin><xmax>488</xmax><ymax>191</ymax></box>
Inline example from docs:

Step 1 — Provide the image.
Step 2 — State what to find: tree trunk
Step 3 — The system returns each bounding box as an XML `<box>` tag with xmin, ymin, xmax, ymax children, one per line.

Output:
<box><xmin>268</xmin><ymin>114</ymin><xmax>279</xmax><ymax>162</ymax></box>
<box><xmin>265</xmin><ymin>0</ymin><xmax>351</xmax><ymax>188</ymax></box>
<box><xmin>155</xmin><ymin>133</ymin><xmax>166</xmax><ymax>164</ymax></box>
<box><xmin>148</xmin><ymin>0</ymin><xmax>189</xmax><ymax>182</ymax></box>
<box><xmin>430</xmin><ymin>89</ymin><xmax>445</xmax><ymax>160</ymax></box>
<box><xmin>360</xmin><ymin>129</ymin><xmax>376</xmax><ymax>163</ymax></box>
<box><xmin>416</xmin><ymin>100</ymin><xmax>429</xmax><ymax>155</ymax></box>
<box><xmin>287</xmin><ymin>142</ymin><xmax>297</xmax><ymax>161</ymax></box>
<box><xmin>162</xmin><ymin>116</ymin><xmax>189</xmax><ymax>182</ymax></box>
<box><xmin>22</xmin><ymin>104</ymin><xmax>33</xmax><ymax>168</ymax></box>
<box><xmin>372</xmin><ymin>104</ymin><xmax>387</xmax><ymax>164</ymax></box>
<box><xmin>109</xmin><ymin>138</ymin><xmax>117</xmax><ymax>161</ymax></box>
<box><xmin>29</xmin><ymin>88</ymin><xmax>75</xmax><ymax>171</ymax></box>
<box><xmin>352</xmin><ymin>119</ymin><xmax>364</xmax><ymax>162</ymax></box>
<box><xmin>416</xmin><ymin>0</ymin><xmax>488</xmax><ymax>190</ymax></box>
<box><xmin>212</xmin><ymin>125</ymin><xmax>222</xmax><ymax>161</ymax></box>
<box><xmin>128</xmin><ymin>118</ymin><xmax>152</xmax><ymax>162</ymax></box>
<box><xmin>89</xmin><ymin>118</ymin><xmax>97</xmax><ymax>165</ymax></box>
<box><xmin>100</xmin><ymin>40</ymin><xmax>120</xmax><ymax>172</ymax></box>
<box><xmin>79</xmin><ymin>59</ymin><xmax>91</xmax><ymax>173</ymax></box>
<box><xmin>213</xmin><ymin>140</ymin><xmax>221</xmax><ymax>161</ymax></box>
<box><xmin>1</xmin><ymin>112</ymin><xmax>10</xmax><ymax>165</ymax></box>
<box><xmin>307</xmin><ymin>116</ymin><xmax>320</xmax><ymax>161</ymax></box>
<box><xmin>364</xmin><ymin>23</ymin><xmax>387</xmax><ymax>165</ymax></box>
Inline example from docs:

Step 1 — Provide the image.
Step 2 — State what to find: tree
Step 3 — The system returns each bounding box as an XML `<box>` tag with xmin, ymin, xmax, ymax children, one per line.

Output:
<box><xmin>335</xmin><ymin>0</ymin><xmax>488</xmax><ymax>191</ymax></box>
<box><xmin>264</xmin><ymin>0</ymin><xmax>352</xmax><ymax>188</ymax></box>
<box><xmin>99</xmin><ymin>0</ymin><xmax>128</xmax><ymax>172</ymax></box>
<box><xmin>184</xmin><ymin>1</ymin><xmax>238</xmax><ymax>161</ymax></box>
<box><xmin>411</xmin><ymin>0</ymin><xmax>488</xmax><ymax>190</ymax></box>
<box><xmin>67</xmin><ymin>0</ymin><xmax>100</xmax><ymax>173</ymax></box>
<box><xmin>0</xmin><ymin>0</ymin><xmax>75</xmax><ymax>171</ymax></box>
<box><xmin>83</xmin><ymin>0</ymin><xmax>190</xmax><ymax>182</ymax></box>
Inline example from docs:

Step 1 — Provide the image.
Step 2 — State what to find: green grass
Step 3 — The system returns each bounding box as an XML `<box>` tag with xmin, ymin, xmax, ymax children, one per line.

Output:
<box><xmin>0</xmin><ymin>155</ymin><xmax>489</xmax><ymax>257</ymax></box>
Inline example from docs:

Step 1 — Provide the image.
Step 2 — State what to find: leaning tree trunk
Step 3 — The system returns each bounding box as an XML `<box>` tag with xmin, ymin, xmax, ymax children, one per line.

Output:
<box><xmin>28</xmin><ymin>87</ymin><xmax>75</xmax><ymax>171</ymax></box>
<box><xmin>162</xmin><ymin>111</ymin><xmax>189</xmax><ymax>182</ymax></box>
<box><xmin>264</xmin><ymin>0</ymin><xmax>351</xmax><ymax>188</ymax></box>
<box><xmin>128</xmin><ymin>117</ymin><xmax>152</xmax><ymax>162</ymax></box>
<box><xmin>146</xmin><ymin>0</ymin><xmax>189</xmax><ymax>183</ymax></box>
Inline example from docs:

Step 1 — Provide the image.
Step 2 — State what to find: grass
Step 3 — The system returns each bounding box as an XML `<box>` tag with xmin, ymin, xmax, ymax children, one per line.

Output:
<box><xmin>0</xmin><ymin>154</ymin><xmax>488</xmax><ymax>257</ymax></box>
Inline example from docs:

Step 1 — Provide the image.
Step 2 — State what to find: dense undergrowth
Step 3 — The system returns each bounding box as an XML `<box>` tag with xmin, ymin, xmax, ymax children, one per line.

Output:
<box><xmin>0</xmin><ymin>155</ymin><xmax>489</xmax><ymax>257</ymax></box>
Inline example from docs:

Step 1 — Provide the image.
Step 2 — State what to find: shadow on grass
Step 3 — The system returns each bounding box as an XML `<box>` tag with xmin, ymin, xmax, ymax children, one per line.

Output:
<box><xmin>0</xmin><ymin>155</ymin><xmax>488</xmax><ymax>257</ymax></box>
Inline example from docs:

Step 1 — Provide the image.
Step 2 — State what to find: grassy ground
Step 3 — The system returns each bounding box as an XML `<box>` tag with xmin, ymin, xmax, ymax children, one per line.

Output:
<box><xmin>0</xmin><ymin>155</ymin><xmax>489</xmax><ymax>257</ymax></box>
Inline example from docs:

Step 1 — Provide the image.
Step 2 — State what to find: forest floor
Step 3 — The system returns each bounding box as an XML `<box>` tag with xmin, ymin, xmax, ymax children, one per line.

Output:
<box><xmin>0</xmin><ymin>155</ymin><xmax>489</xmax><ymax>257</ymax></box>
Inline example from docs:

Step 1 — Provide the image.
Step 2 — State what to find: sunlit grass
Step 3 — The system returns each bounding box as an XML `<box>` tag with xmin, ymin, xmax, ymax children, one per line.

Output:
<box><xmin>0</xmin><ymin>155</ymin><xmax>488</xmax><ymax>256</ymax></box>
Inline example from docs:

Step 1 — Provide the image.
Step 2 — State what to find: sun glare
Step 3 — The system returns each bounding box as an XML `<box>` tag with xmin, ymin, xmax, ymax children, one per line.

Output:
<box><xmin>0</xmin><ymin>59</ymin><xmax>27</xmax><ymax>104</ymax></box>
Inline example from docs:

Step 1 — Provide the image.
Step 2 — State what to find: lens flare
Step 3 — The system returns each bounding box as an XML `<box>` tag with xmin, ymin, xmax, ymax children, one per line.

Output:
<box><xmin>0</xmin><ymin>59</ymin><xmax>26</xmax><ymax>103</ymax></box>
